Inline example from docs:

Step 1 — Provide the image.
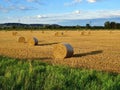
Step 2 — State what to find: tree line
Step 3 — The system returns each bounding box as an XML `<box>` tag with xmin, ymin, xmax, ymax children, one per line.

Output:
<box><xmin>104</xmin><ymin>21</ymin><xmax>120</xmax><ymax>29</ymax></box>
<box><xmin>0</xmin><ymin>21</ymin><xmax>120</xmax><ymax>30</ymax></box>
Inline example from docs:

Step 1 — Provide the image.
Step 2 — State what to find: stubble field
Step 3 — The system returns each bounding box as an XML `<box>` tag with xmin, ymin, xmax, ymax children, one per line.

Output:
<box><xmin>0</xmin><ymin>30</ymin><xmax>120</xmax><ymax>73</ymax></box>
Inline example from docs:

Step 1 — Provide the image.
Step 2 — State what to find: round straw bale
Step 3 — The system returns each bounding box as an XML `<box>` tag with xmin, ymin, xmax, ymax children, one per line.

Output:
<box><xmin>53</xmin><ymin>43</ymin><xmax>74</xmax><ymax>59</ymax></box>
<box><xmin>55</xmin><ymin>32</ymin><xmax>58</xmax><ymax>36</ymax></box>
<box><xmin>18</xmin><ymin>36</ymin><xmax>25</xmax><ymax>43</ymax></box>
<box><xmin>55</xmin><ymin>32</ymin><xmax>64</xmax><ymax>37</ymax></box>
<box><xmin>28</xmin><ymin>37</ymin><xmax>38</xmax><ymax>46</ymax></box>
<box><xmin>30</xmin><ymin>30</ymin><xmax>33</xmax><ymax>33</ymax></box>
<box><xmin>12</xmin><ymin>32</ymin><xmax>17</xmax><ymax>36</ymax></box>
<box><xmin>81</xmin><ymin>31</ymin><xmax>85</xmax><ymax>35</ymax></box>
<box><xmin>42</xmin><ymin>31</ymin><xmax>44</xmax><ymax>33</ymax></box>
<box><xmin>88</xmin><ymin>31</ymin><xmax>91</xmax><ymax>35</ymax></box>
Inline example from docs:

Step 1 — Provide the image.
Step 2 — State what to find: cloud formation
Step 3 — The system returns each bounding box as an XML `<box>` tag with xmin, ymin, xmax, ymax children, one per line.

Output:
<box><xmin>0</xmin><ymin>0</ymin><xmax>119</xmax><ymax>25</ymax></box>
<box><xmin>65</xmin><ymin>0</ymin><xmax>99</xmax><ymax>5</ymax></box>
<box><xmin>37</xmin><ymin>15</ymin><xmax>48</xmax><ymax>19</ymax></box>
<box><xmin>17</xmin><ymin>5</ymin><xmax>35</xmax><ymax>11</ymax></box>
<box><xmin>23</xmin><ymin>10</ymin><xmax>120</xmax><ymax>24</ymax></box>
<box><xmin>87</xmin><ymin>0</ymin><xmax>97</xmax><ymax>3</ymax></box>
<box><xmin>0</xmin><ymin>4</ymin><xmax>34</xmax><ymax>13</ymax></box>
<box><xmin>4</xmin><ymin>0</ymin><xmax>42</xmax><ymax>3</ymax></box>
<box><xmin>26</xmin><ymin>0</ymin><xmax>44</xmax><ymax>5</ymax></box>
<box><xmin>0</xmin><ymin>0</ymin><xmax>40</xmax><ymax>12</ymax></box>
<box><xmin>0</xmin><ymin>5</ymin><xmax>13</xmax><ymax>12</ymax></box>
<box><xmin>64</xmin><ymin>0</ymin><xmax>82</xmax><ymax>6</ymax></box>
<box><xmin>74</xmin><ymin>10</ymin><xmax>81</xmax><ymax>14</ymax></box>
<box><xmin>1</xmin><ymin>9</ymin><xmax>120</xmax><ymax>24</ymax></box>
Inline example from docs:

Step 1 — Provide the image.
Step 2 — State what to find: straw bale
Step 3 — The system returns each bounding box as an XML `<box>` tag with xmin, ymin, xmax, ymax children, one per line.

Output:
<box><xmin>28</xmin><ymin>37</ymin><xmax>38</xmax><ymax>46</ymax></box>
<box><xmin>18</xmin><ymin>36</ymin><xmax>25</xmax><ymax>43</ymax></box>
<box><xmin>81</xmin><ymin>31</ymin><xmax>85</xmax><ymax>35</ymax></box>
<box><xmin>53</xmin><ymin>43</ymin><xmax>74</xmax><ymax>59</ymax></box>
<box><xmin>12</xmin><ymin>32</ymin><xmax>17</xmax><ymax>36</ymax></box>
<box><xmin>55</xmin><ymin>32</ymin><xmax>64</xmax><ymax>37</ymax></box>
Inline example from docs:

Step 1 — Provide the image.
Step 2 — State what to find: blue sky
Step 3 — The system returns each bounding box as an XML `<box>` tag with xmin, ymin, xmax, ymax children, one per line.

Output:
<box><xmin>0</xmin><ymin>0</ymin><xmax>120</xmax><ymax>25</ymax></box>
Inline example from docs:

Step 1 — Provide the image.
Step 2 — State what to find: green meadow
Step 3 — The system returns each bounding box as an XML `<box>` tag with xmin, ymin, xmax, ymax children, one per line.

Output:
<box><xmin>0</xmin><ymin>55</ymin><xmax>120</xmax><ymax>90</ymax></box>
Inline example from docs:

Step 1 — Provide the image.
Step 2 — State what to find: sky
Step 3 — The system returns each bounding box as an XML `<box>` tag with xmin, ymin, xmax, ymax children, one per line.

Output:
<box><xmin>0</xmin><ymin>0</ymin><xmax>120</xmax><ymax>26</ymax></box>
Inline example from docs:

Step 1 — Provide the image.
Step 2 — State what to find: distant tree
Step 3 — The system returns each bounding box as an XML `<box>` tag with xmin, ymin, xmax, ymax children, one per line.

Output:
<box><xmin>116</xmin><ymin>23</ymin><xmax>120</xmax><ymax>29</ymax></box>
<box><xmin>104</xmin><ymin>21</ymin><xmax>110</xmax><ymax>29</ymax></box>
<box><xmin>86</xmin><ymin>24</ymin><xmax>91</xmax><ymax>29</ymax></box>
<box><xmin>110</xmin><ymin>22</ymin><xmax>116</xmax><ymax>29</ymax></box>
<box><xmin>76</xmin><ymin>25</ymin><xmax>81</xmax><ymax>29</ymax></box>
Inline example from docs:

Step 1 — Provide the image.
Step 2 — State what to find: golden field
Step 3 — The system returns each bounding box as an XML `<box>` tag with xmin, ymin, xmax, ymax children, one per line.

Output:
<box><xmin>0</xmin><ymin>30</ymin><xmax>120</xmax><ymax>73</ymax></box>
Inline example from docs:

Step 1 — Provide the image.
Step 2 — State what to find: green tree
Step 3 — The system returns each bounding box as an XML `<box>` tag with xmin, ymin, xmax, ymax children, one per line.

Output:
<box><xmin>110</xmin><ymin>22</ymin><xmax>116</xmax><ymax>29</ymax></box>
<box><xmin>86</xmin><ymin>24</ymin><xmax>91</xmax><ymax>29</ymax></box>
<box><xmin>104</xmin><ymin>21</ymin><xmax>110</xmax><ymax>29</ymax></box>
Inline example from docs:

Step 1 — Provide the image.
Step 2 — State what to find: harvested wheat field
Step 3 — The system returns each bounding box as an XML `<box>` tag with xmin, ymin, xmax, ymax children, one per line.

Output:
<box><xmin>0</xmin><ymin>30</ymin><xmax>120</xmax><ymax>73</ymax></box>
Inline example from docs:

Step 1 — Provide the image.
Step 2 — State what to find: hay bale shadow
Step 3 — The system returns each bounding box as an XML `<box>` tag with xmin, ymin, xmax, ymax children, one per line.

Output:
<box><xmin>73</xmin><ymin>50</ymin><xmax>103</xmax><ymax>57</ymax></box>
<box><xmin>37</xmin><ymin>42</ymin><xmax>60</xmax><ymax>46</ymax></box>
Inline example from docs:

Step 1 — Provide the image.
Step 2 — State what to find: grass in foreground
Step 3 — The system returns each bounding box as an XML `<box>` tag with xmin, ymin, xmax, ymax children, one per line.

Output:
<box><xmin>0</xmin><ymin>56</ymin><xmax>120</xmax><ymax>90</ymax></box>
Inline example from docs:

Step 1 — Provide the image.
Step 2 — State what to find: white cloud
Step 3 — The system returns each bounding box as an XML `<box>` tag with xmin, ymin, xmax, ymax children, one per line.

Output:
<box><xmin>0</xmin><ymin>5</ymin><xmax>12</xmax><ymax>12</ymax></box>
<box><xmin>26</xmin><ymin>10</ymin><xmax>120</xmax><ymax>24</ymax></box>
<box><xmin>87</xmin><ymin>0</ymin><xmax>97</xmax><ymax>3</ymax></box>
<box><xmin>65</xmin><ymin>0</ymin><xmax>99</xmax><ymax>6</ymax></box>
<box><xmin>17</xmin><ymin>5</ymin><xmax>35</xmax><ymax>11</ymax></box>
<box><xmin>74</xmin><ymin>0</ymin><xmax>82</xmax><ymax>3</ymax></box>
<box><xmin>74</xmin><ymin>10</ymin><xmax>81</xmax><ymax>14</ymax></box>
<box><xmin>26</xmin><ymin>0</ymin><xmax>44</xmax><ymax>5</ymax></box>
<box><xmin>37</xmin><ymin>15</ymin><xmax>43</xmax><ymax>18</ymax></box>
<box><xmin>37</xmin><ymin>15</ymin><xmax>48</xmax><ymax>19</ymax></box>
<box><xmin>1</xmin><ymin>9</ymin><xmax>120</xmax><ymax>24</ymax></box>
<box><xmin>0</xmin><ymin>4</ymin><xmax>34</xmax><ymax>13</ymax></box>
<box><xmin>0</xmin><ymin>0</ymin><xmax>43</xmax><ymax>13</ymax></box>
<box><xmin>64</xmin><ymin>0</ymin><xmax>82</xmax><ymax>6</ymax></box>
